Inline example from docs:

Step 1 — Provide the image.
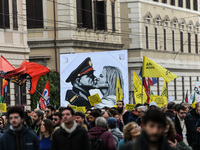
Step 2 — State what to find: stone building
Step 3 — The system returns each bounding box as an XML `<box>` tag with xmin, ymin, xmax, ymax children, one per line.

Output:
<box><xmin>120</xmin><ymin>0</ymin><xmax>200</xmax><ymax>102</ymax></box>
<box><xmin>27</xmin><ymin>0</ymin><xmax>123</xmax><ymax>72</ymax></box>
<box><xmin>0</xmin><ymin>0</ymin><xmax>30</xmax><ymax>109</ymax></box>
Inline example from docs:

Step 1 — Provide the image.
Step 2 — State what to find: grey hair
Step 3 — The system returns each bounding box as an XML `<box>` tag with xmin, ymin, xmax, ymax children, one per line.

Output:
<box><xmin>137</xmin><ymin>106</ymin><xmax>148</xmax><ymax>112</ymax></box>
<box><xmin>102</xmin><ymin>66</ymin><xmax>124</xmax><ymax>98</ymax></box>
<box><xmin>95</xmin><ymin>117</ymin><xmax>107</xmax><ymax>129</ymax></box>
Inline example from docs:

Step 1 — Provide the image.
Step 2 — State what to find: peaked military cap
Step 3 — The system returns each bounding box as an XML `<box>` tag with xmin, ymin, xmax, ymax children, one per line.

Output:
<box><xmin>66</xmin><ymin>57</ymin><xmax>94</xmax><ymax>82</ymax></box>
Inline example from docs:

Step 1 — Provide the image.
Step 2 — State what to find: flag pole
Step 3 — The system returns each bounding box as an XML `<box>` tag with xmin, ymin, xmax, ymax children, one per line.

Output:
<box><xmin>35</xmin><ymin>88</ymin><xmax>48</xmax><ymax>103</ymax></box>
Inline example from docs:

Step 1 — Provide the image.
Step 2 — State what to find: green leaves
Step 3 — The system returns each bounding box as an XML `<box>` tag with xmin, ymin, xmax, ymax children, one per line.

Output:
<box><xmin>31</xmin><ymin>71</ymin><xmax>60</xmax><ymax>109</ymax></box>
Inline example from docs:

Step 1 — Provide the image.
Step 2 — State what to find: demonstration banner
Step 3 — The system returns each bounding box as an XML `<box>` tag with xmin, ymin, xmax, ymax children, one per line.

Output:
<box><xmin>88</xmin><ymin>93</ymin><xmax>102</xmax><ymax>106</ymax></box>
<box><xmin>150</xmin><ymin>95</ymin><xmax>167</xmax><ymax>107</ymax></box>
<box><xmin>194</xmin><ymin>81</ymin><xmax>200</xmax><ymax>102</ymax></box>
<box><xmin>60</xmin><ymin>50</ymin><xmax>128</xmax><ymax>108</ymax></box>
<box><xmin>142</xmin><ymin>56</ymin><xmax>177</xmax><ymax>83</ymax></box>
<box><xmin>125</xmin><ymin>104</ymin><xmax>136</xmax><ymax>111</ymax></box>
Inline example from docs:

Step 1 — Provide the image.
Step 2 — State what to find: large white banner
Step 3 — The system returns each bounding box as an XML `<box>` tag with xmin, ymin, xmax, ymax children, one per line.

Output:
<box><xmin>194</xmin><ymin>81</ymin><xmax>200</xmax><ymax>102</ymax></box>
<box><xmin>60</xmin><ymin>50</ymin><xmax>129</xmax><ymax>108</ymax></box>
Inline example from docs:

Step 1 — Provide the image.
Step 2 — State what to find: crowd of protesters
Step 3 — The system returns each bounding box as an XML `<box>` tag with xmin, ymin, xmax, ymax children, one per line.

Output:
<box><xmin>0</xmin><ymin>101</ymin><xmax>200</xmax><ymax>150</ymax></box>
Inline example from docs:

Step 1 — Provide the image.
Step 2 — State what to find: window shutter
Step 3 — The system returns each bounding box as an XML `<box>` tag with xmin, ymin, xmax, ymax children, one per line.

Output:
<box><xmin>15</xmin><ymin>84</ymin><xmax>19</xmax><ymax>105</ymax></box>
<box><xmin>111</xmin><ymin>3</ymin><xmax>115</xmax><ymax>32</ymax></box>
<box><xmin>26</xmin><ymin>0</ymin><xmax>43</xmax><ymax>29</ymax></box>
<box><xmin>4</xmin><ymin>0</ymin><xmax>10</xmax><ymax>28</ymax></box>
<box><xmin>76</xmin><ymin>0</ymin><xmax>82</xmax><ymax>28</ymax></box>
<box><xmin>104</xmin><ymin>1</ymin><xmax>107</xmax><ymax>31</ymax></box>
<box><xmin>21</xmin><ymin>86</ymin><xmax>27</xmax><ymax>105</ymax></box>
<box><xmin>84</xmin><ymin>0</ymin><xmax>92</xmax><ymax>29</ymax></box>
<box><xmin>12</xmin><ymin>0</ymin><xmax>18</xmax><ymax>30</ymax></box>
<box><xmin>95</xmin><ymin>1</ymin><xmax>106</xmax><ymax>30</ymax></box>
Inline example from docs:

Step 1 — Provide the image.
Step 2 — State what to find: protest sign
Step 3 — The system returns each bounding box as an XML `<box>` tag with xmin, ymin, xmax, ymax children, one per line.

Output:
<box><xmin>88</xmin><ymin>93</ymin><xmax>102</xmax><ymax>106</ymax></box>
<box><xmin>125</xmin><ymin>104</ymin><xmax>136</xmax><ymax>111</ymax></box>
<box><xmin>0</xmin><ymin>103</ymin><xmax>6</xmax><ymax>112</ymax></box>
<box><xmin>76</xmin><ymin>106</ymin><xmax>86</xmax><ymax>113</ymax></box>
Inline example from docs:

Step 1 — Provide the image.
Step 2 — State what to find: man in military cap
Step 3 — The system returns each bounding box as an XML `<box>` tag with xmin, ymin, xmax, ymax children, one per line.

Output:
<box><xmin>65</xmin><ymin>57</ymin><xmax>97</xmax><ymax>108</ymax></box>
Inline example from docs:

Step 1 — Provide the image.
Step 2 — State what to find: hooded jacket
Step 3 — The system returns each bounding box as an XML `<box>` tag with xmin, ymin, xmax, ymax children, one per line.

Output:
<box><xmin>0</xmin><ymin>125</ymin><xmax>40</xmax><ymax>150</ymax></box>
<box><xmin>51</xmin><ymin>122</ymin><xmax>91</xmax><ymax>150</ymax></box>
<box><xmin>88</xmin><ymin>127</ymin><xmax>116</xmax><ymax>150</ymax></box>
<box><xmin>109</xmin><ymin>128</ymin><xmax>123</xmax><ymax>146</ymax></box>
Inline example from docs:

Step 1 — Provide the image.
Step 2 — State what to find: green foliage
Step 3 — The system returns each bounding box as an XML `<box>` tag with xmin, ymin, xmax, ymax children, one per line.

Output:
<box><xmin>31</xmin><ymin>71</ymin><xmax>60</xmax><ymax>109</ymax></box>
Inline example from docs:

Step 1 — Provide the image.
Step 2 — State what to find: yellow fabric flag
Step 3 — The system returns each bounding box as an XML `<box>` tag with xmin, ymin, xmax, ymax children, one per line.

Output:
<box><xmin>133</xmin><ymin>71</ymin><xmax>147</xmax><ymax>104</ymax></box>
<box><xmin>150</xmin><ymin>95</ymin><xmax>167</xmax><ymax>107</ymax></box>
<box><xmin>142</xmin><ymin>56</ymin><xmax>178</xmax><ymax>83</ymax></box>
<box><xmin>161</xmin><ymin>80</ymin><xmax>168</xmax><ymax>98</ymax></box>
<box><xmin>116</xmin><ymin>77</ymin><xmax>123</xmax><ymax>102</ymax></box>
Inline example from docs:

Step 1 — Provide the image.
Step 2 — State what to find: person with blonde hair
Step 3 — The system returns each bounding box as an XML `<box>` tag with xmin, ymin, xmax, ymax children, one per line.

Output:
<box><xmin>117</xmin><ymin>122</ymin><xmax>140</xmax><ymax>150</ymax></box>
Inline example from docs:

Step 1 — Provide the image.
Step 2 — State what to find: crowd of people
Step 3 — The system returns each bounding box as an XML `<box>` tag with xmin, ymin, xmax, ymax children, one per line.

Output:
<box><xmin>0</xmin><ymin>101</ymin><xmax>200</xmax><ymax>150</ymax></box>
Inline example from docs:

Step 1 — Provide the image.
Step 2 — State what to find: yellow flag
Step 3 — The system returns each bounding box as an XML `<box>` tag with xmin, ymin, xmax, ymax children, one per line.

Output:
<box><xmin>142</xmin><ymin>56</ymin><xmax>178</xmax><ymax>83</ymax></box>
<box><xmin>150</xmin><ymin>95</ymin><xmax>167</xmax><ymax>107</ymax></box>
<box><xmin>133</xmin><ymin>71</ymin><xmax>147</xmax><ymax>104</ymax></box>
<box><xmin>116</xmin><ymin>77</ymin><xmax>123</xmax><ymax>102</ymax></box>
<box><xmin>161</xmin><ymin>80</ymin><xmax>168</xmax><ymax>98</ymax></box>
<box><xmin>0</xmin><ymin>103</ymin><xmax>7</xmax><ymax>112</ymax></box>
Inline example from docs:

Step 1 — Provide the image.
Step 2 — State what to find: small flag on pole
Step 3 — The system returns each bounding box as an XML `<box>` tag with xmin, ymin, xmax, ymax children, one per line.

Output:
<box><xmin>39</xmin><ymin>80</ymin><xmax>50</xmax><ymax>110</ymax></box>
<box><xmin>116</xmin><ymin>77</ymin><xmax>123</xmax><ymax>102</ymax></box>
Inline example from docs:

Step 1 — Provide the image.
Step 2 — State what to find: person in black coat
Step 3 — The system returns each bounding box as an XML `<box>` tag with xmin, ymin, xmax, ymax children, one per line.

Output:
<box><xmin>165</xmin><ymin>102</ymin><xmax>175</xmax><ymax>119</ymax></box>
<box><xmin>174</xmin><ymin>105</ymin><xmax>197</xmax><ymax>149</ymax></box>
<box><xmin>187</xmin><ymin>102</ymin><xmax>200</xmax><ymax>126</ymax></box>
<box><xmin>120</xmin><ymin>109</ymin><xmax>175</xmax><ymax>150</ymax></box>
<box><xmin>0</xmin><ymin>106</ymin><xmax>40</xmax><ymax>150</ymax></box>
<box><xmin>51</xmin><ymin>107</ymin><xmax>91</xmax><ymax>150</ymax></box>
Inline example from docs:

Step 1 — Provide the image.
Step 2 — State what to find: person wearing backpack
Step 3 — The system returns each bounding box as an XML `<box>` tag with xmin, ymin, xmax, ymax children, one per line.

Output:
<box><xmin>88</xmin><ymin>117</ymin><xmax>116</xmax><ymax>150</ymax></box>
<box><xmin>107</xmin><ymin>117</ymin><xmax>123</xmax><ymax>147</ymax></box>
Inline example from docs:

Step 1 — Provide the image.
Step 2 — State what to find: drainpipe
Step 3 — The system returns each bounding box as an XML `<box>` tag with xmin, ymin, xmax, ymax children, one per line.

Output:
<box><xmin>53</xmin><ymin>0</ymin><xmax>58</xmax><ymax>72</ymax></box>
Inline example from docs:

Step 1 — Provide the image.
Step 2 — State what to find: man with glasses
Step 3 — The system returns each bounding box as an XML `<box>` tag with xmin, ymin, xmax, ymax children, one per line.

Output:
<box><xmin>52</xmin><ymin>112</ymin><xmax>62</xmax><ymax>130</ymax></box>
<box><xmin>136</xmin><ymin>106</ymin><xmax>147</xmax><ymax>126</ymax></box>
<box><xmin>45</xmin><ymin>105</ymin><xmax>55</xmax><ymax>120</ymax></box>
<box><xmin>0</xmin><ymin>106</ymin><xmax>40</xmax><ymax>150</ymax></box>
<box><xmin>174</xmin><ymin>105</ymin><xmax>197</xmax><ymax>149</ymax></box>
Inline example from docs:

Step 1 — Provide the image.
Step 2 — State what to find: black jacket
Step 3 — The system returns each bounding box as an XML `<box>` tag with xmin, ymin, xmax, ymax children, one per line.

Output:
<box><xmin>165</xmin><ymin>110</ymin><xmax>175</xmax><ymax>119</ymax></box>
<box><xmin>174</xmin><ymin>115</ymin><xmax>197</xmax><ymax>149</ymax></box>
<box><xmin>187</xmin><ymin>109</ymin><xmax>200</xmax><ymax>125</ymax></box>
<box><xmin>51</xmin><ymin>124</ymin><xmax>91</xmax><ymax>150</ymax></box>
<box><xmin>0</xmin><ymin>125</ymin><xmax>40</xmax><ymax>150</ymax></box>
<box><xmin>119</xmin><ymin>132</ymin><xmax>175</xmax><ymax>150</ymax></box>
<box><xmin>123</xmin><ymin>111</ymin><xmax>130</xmax><ymax>125</ymax></box>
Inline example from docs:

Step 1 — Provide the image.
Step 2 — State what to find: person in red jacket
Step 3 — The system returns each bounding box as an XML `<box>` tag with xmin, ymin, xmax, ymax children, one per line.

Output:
<box><xmin>88</xmin><ymin>117</ymin><xmax>117</xmax><ymax>150</ymax></box>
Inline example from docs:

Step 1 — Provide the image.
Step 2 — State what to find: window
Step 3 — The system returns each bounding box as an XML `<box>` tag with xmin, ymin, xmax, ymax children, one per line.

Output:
<box><xmin>193</xmin><ymin>0</ymin><xmax>198</xmax><ymax>10</ymax></box>
<box><xmin>153</xmin><ymin>0</ymin><xmax>158</xmax><ymax>1</ymax></box>
<box><xmin>12</xmin><ymin>0</ymin><xmax>18</xmax><ymax>30</ymax></box>
<box><xmin>111</xmin><ymin>2</ymin><xmax>115</xmax><ymax>32</ymax></box>
<box><xmin>94</xmin><ymin>0</ymin><xmax>107</xmax><ymax>31</ymax></box>
<box><xmin>162</xmin><ymin>0</ymin><xmax>167</xmax><ymax>3</ymax></box>
<box><xmin>26</xmin><ymin>0</ymin><xmax>43</xmax><ymax>29</ymax></box>
<box><xmin>178</xmin><ymin>0</ymin><xmax>183</xmax><ymax>7</ymax></box>
<box><xmin>195</xmin><ymin>34</ymin><xmax>198</xmax><ymax>53</ymax></box>
<box><xmin>174</xmin><ymin>78</ymin><xmax>177</xmax><ymax>100</ymax></box>
<box><xmin>0</xmin><ymin>0</ymin><xmax>10</xmax><ymax>28</ymax></box>
<box><xmin>172</xmin><ymin>30</ymin><xmax>175</xmax><ymax>51</ymax></box>
<box><xmin>155</xmin><ymin>27</ymin><xmax>158</xmax><ymax>50</ymax></box>
<box><xmin>15</xmin><ymin>84</ymin><xmax>27</xmax><ymax>105</ymax></box>
<box><xmin>164</xmin><ymin>28</ymin><xmax>167</xmax><ymax>50</ymax></box>
<box><xmin>197</xmin><ymin>76</ymin><xmax>199</xmax><ymax>81</ymax></box>
<box><xmin>171</xmin><ymin>0</ymin><xmax>175</xmax><ymax>5</ymax></box>
<box><xmin>188</xmin><ymin>33</ymin><xmax>191</xmax><ymax>53</ymax></box>
<box><xmin>146</xmin><ymin>26</ymin><xmax>149</xmax><ymax>49</ymax></box>
<box><xmin>77</xmin><ymin>0</ymin><xmax>93</xmax><ymax>29</ymax></box>
<box><xmin>180</xmin><ymin>31</ymin><xmax>183</xmax><ymax>52</ymax></box>
<box><xmin>186</xmin><ymin>0</ymin><xmax>190</xmax><ymax>9</ymax></box>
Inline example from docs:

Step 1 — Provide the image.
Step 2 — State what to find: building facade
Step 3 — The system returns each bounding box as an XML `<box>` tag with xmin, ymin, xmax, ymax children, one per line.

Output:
<box><xmin>27</xmin><ymin>0</ymin><xmax>123</xmax><ymax>72</ymax></box>
<box><xmin>0</xmin><ymin>0</ymin><xmax>30</xmax><ymax>109</ymax></box>
<box><xmin>120</xmin><ymin>0</ymin><xmax>200</xmax><ymax>102</ymax></box>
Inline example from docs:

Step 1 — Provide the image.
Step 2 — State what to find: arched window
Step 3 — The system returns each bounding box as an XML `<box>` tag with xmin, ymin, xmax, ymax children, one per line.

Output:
<box><xmin>144</xmin><ymin>12</ymin><xmax>152</xmax><ymax>49</ymax></box>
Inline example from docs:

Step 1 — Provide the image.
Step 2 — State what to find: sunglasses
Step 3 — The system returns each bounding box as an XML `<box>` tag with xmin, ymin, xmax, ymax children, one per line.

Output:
<box><xmin>53</xmin><ymin>118</ymin><xmax>58</xmax><ymax>121</ymax></box>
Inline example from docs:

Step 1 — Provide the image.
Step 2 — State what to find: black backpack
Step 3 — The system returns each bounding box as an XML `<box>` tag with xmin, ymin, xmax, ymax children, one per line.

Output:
<box><xmin>90</xmin><ymin>132</ymin><xmax>105</xmax><ymax>150</ymax></box>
